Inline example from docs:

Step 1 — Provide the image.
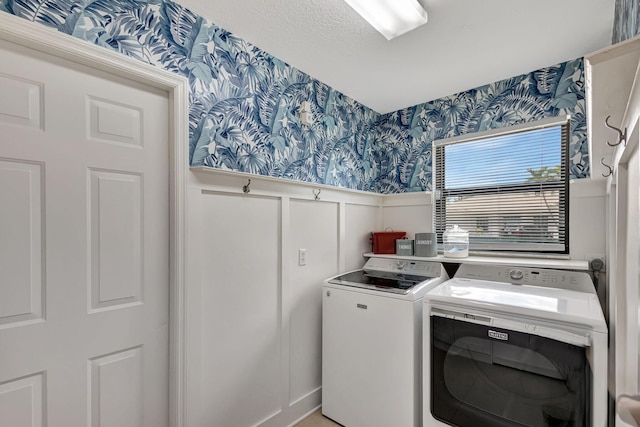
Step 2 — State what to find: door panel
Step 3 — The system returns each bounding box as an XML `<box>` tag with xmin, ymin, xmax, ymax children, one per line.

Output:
<box><xmin>88</xmin><ymin>169</ymin><xmax>143</xmax><ymax>311</ymax></box>
<box><xmin>0</xmin><ymin>160</ymin><xmax>43</xmax><ymax>327</ymax></box>
<box><xmin>0</xmin><ymin>73</ymin><xmax>43</xmax><ymax>129</ymax></box>
<box><xmin>87</xmin><ymin>96</ymin><xmax>142</xmax><ymax>147</ymax></box>
<box><xmin>0</xmin><ymin>373</ymin><xmax>44</xmax><ymax>427</ymax></box>
<box><xmin>89</xmin><ymin>347</ymin><xmax>143</xmax><ymax>427</ymax></box>
<box><xmin>0</xmin><ymin>39</ymin><xmax>169</xmax><ymax>427</ymax></box>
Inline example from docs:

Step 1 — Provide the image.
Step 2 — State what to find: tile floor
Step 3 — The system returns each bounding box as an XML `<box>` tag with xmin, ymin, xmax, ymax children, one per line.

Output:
<box><xmin>294</xmin><ymin>409</ymin><xmax>341</xmax><ymax>427</ymax></box>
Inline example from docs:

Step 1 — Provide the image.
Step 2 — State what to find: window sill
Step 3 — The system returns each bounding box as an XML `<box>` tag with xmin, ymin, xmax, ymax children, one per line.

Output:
<box><xmin>363</xmin><ymin>252</ymin><xmax>589</xmax><ymax>271</ymax></box>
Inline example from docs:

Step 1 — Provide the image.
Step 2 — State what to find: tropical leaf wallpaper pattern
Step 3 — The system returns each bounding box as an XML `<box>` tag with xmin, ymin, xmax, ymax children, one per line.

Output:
<box><xmin>376</xmin><ymin>58</ymin><xmax>588</xmax><ymax>192</ymax></box>
<box><xmin>1</xmin><ymin>0</ymin><xmax>588</xmax><ymax>193</ymax></box>
<box><xmin>612</xmin><ymin>0</ymin><xmax>640</xmax><ymax>43</ymax></box>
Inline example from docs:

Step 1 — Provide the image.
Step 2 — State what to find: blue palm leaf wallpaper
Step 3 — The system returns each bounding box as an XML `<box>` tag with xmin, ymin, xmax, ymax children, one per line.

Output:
<box><xmin>1</xmin><ymin>0</ymin><xmax>588</xmax><ymax>193</ymax></box>
<box><xmin>613</xmin><ymin>0</ymin><xmax>640</xmax><ymax>43</ymax></box>
<box><xmin>375</xmin><ymin>58</ymin><xmax>587</xmax><ymax>192</ymax></box>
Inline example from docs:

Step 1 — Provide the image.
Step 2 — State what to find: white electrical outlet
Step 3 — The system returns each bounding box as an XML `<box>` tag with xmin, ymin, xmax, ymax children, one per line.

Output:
<box><xmin>298</xmin><ymin>249</ymin><xmax>307</xmax><ymax>266</ymax></box>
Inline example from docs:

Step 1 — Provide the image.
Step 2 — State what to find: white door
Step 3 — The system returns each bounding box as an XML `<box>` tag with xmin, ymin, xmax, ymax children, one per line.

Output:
<box><xmin>0</xmin><ymin>38</ymin><xmax>169</xmax><ymax>427</ymax></box>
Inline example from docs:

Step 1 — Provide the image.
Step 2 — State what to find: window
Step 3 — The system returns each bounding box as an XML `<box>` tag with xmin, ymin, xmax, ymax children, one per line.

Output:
<box><xmin>433</xmin><ymin>116</ymin><xmax>569</xmax><ymax>253</ymax></box>
<box><xmin>475</xmin><ymin>218</ymin><xmax>489</xmax><ymax>233</ymax></box>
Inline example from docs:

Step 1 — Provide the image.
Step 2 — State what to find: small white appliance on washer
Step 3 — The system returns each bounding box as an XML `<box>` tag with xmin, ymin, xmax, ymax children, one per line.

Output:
<box><xmin>423</xmin><ymin>264</ymin><xmax>608</xmax><ymax>427</ymax></box>
<box><xmin>322</xmin><ymin>256</ymin><xmax>448</xmax><ymax>427</ymax></box>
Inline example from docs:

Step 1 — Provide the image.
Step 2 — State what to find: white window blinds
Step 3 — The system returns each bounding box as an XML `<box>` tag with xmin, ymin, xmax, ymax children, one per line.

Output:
<box><xmin>433</xmin><ymin>117</ymin><xmax>570</xmax><ymax>253</ymax></box>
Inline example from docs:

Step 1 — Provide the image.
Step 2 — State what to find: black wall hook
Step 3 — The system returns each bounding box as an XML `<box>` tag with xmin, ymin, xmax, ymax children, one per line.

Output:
<box><xmin>600</xmin><ymin>157</ymin><xmax>613</xmax><ymax>177</ymax></box>
<box><xmin>242</xmin><ymin>179</ymin><xmax>251</xmax><ymax>194</ymax></box>
<box><xmin>604</xmin><ymin>115</ymin><xmax>627</xmax><ymax>147</ymax></box>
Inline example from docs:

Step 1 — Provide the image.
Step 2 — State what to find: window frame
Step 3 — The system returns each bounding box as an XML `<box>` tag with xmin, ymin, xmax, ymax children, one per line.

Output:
<box><xmin>433</xmin><ymin>115</ymin><xmax>571</xmax><ymax>254</ymax></box>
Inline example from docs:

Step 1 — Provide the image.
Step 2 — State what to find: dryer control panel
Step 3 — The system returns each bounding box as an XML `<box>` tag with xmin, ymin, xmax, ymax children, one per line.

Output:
<box><xmin>455</xmin><ymin>263</ymin><xmax>593</xmax><ymax>293</ymax></box>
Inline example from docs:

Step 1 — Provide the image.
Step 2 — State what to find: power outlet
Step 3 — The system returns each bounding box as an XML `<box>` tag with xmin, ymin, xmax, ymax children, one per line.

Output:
<box><xmin>298</xmin><ymin>249</ymin><xmax>307</xmax><ymax>266</ymax></box>
<box><xmin>586</xmin><ymin>254</ymin><xmax>606</xmax><ymax>272</ymax></box>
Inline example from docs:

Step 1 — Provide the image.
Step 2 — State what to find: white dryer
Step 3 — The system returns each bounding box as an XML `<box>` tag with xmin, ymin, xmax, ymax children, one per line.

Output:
<box><xmin>322</xmin><ymin>257</ymin><xmax>448</xmax><ymax>427</ymax></box>
<box><xmin>423</xmin><ymin>264</ymin><xmax>608</xmax><ymax>427</ymax></box>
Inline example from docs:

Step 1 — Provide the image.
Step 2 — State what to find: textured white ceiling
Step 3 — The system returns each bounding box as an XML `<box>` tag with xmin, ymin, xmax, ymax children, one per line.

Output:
<box><xmin>175</xmin><ymin>0</ymin><xmax>615</xmax><ymax>114</ymax></box>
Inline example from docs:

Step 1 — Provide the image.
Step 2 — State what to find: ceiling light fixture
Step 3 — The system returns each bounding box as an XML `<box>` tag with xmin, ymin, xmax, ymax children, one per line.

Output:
<box><xmin>344</xmin><ymin>0</ymin><xmax>428</xmax><ymax>40</ymax></box>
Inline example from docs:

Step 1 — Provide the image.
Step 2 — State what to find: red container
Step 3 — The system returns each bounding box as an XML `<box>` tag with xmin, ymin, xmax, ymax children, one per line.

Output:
<box><xmin>371</xmin><ymin>231</ymin><xmax>406</xmax><ymax>254</ymax></box>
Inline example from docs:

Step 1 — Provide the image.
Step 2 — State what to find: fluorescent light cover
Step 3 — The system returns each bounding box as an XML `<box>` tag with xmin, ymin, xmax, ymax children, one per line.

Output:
<box><xmin>344</xmin><ymin>0</ymin><xmax>428</xmax><ymax>40</ymax></box>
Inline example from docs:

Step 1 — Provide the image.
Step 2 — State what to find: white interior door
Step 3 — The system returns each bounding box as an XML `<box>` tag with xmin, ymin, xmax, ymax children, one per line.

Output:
<box><xmin>0</xmin><ymin>38</ymin><xmax>169</xmax><ymax>427</ymax></box>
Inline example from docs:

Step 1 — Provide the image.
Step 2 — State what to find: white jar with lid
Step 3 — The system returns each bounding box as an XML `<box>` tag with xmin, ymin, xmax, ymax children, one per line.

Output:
<box><xmin>443</xmin><ymin>225</ymin><xmax>469</xmax><ymax>258</ymax></box>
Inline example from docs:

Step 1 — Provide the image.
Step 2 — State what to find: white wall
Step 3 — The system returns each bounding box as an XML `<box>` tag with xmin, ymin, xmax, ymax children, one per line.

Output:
<box><xmin>569</xmin><ymin>179</ymin><xmax>607</xmax><ymax>261</ymax></box>
<box><xmin>382</xmin><ymin>192</ymin><xmax>432</xmax><ymax>239</ymax></box>
<box><xmin>381</xmin><ymin>181</ymin><xmax>606</xmax><ymax>263</ymax></box>
<box><xmin>185</xmin><ymin>168</ymin><xmax>606</xmax><ymax>427</ymax></box>
<box><xmin>569</xmin><ymin>179</ymin><xmax>608</xmax><ymax>307</ymax></box>
<box><xmin>288</xmin><ymin>199</ymin><xmax>338</xmax><ymax>405</ymax></box>
<box><xmin>199</xmin><ymin>191</ymin><xmax>282</xmax><ymax>427</ymax></box>
<box><xmin>186</xmin><ymin>168</ymin><xmax>382</xmax><ymax>427</ymax></box>
<box><xmin>344</xmin><ymin>203</ymin><xmax>380</xmax><ymax>271</ymax></box>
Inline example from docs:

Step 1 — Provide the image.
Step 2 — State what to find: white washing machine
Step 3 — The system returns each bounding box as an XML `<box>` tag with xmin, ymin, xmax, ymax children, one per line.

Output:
<box><xmin>422</xmin><ymin>264</ymin><xmax>608</xmax><ymax>427</ymax></box>
<box><xmin>322</xmin><ymin>257</ymin><xmax>448</xmax><ymax>427</ymax></box>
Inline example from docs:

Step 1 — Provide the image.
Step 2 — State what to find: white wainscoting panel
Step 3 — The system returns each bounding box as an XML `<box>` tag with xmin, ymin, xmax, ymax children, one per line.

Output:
<box><xmin>569</xmin><ymin>179</ymin><xmax>607</xmax><ymax>261</ymax></box>
<box><xmin>199</xmin><ymin>191</ymin><xmax>282</xmax><ymax>427</ymax></box>
<box><xmin>344</xmin><ymin>204</ymin><xmax>381</xmax><ymax>272</ymax></box>
<box><xmin>0</xmin><ymin>160</ymin><xmax>43</xmax><ymax>327</ymax></box>
<box><xmin>288</xmin><ymin>199</ymin><xmax>339</xmax><ymax>405</ymax></box>
<box><xmin>188</xmin><ymin>168</ymin><xmax>382</xmax><ymax>427</ymax></box>
<box><xmin>382</xmin><ymin>192</ymin><xmax>433</xmax><ymax>239</ymax></box>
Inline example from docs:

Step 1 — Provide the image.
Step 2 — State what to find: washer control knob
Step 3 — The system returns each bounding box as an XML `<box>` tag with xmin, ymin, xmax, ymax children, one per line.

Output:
<box><xmin>395</xmin><ymin>261</ymin><xmax>406</xmax><ymax>270</ymax></box>
<box><xmin>509</xmin><ymin>269</ymin><xmax>524</xmax><ymax>280</ymax></box>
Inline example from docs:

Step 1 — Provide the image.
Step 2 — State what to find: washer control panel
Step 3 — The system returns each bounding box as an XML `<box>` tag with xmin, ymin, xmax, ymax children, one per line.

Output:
<box><xmin>363</xmin><ymin>257</ymin><xmax>441</xmax><ymax>278</ymax></box>
<box><xmin>509</xmin><ymin>269</ymin><xmax>524</xmax><ymax>280</ymax></box>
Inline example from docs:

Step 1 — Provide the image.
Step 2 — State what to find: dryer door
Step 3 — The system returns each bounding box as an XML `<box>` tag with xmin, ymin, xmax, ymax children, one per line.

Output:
<box><xmin>430</xmin><ymin>315</ymin><xmax>590</xmax><ymax>427</ymax></box>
